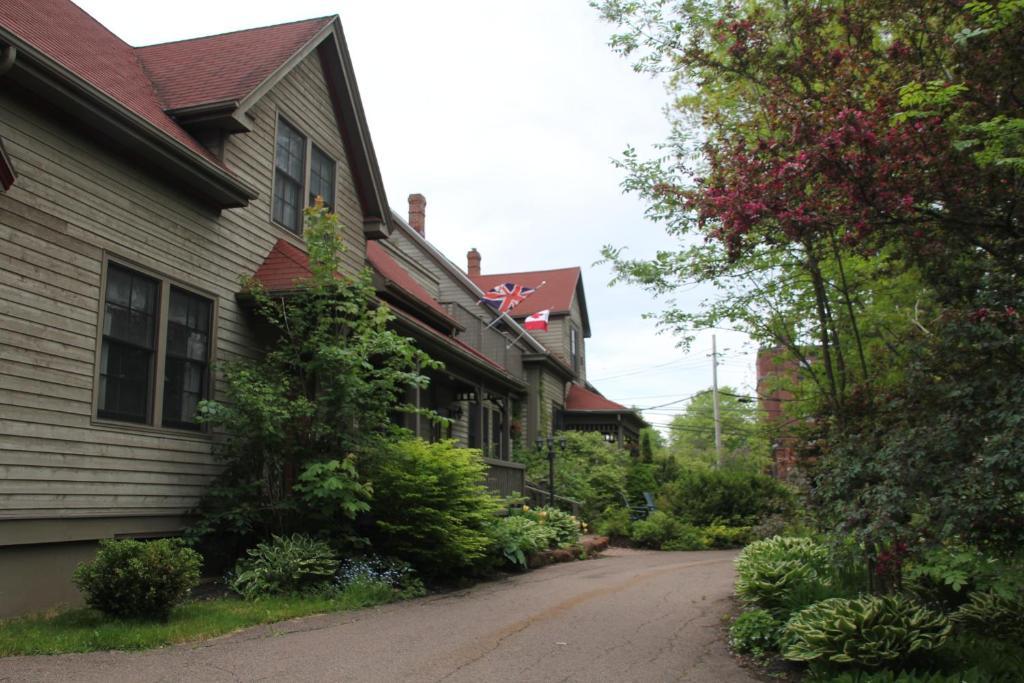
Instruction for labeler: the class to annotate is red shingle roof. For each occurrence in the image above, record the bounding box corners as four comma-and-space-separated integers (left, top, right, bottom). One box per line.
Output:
389, 306, 517, 381
565, 383, 630, 412
470, 267, 581, 318
135, 17, 332, 112
250, 239, 312, 291
366, 241, 458, 327
0, 0, 224, 168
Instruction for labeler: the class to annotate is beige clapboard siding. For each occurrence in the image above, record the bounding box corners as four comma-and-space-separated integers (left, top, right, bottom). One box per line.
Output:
0, 49, 369, 525
1, 358, 93, 389
0, 448, 221, 474
0, 432, 218, 464
233, 52, 367, 274
383, 231, 444, 298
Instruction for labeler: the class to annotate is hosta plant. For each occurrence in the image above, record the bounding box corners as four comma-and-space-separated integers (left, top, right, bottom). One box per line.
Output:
533, 507, 581, 547
735, 536, 830, 612
781, 594, 951, 668
230, 534, 338, 599
491, 516, 558, 568
951, 590, 1024, 640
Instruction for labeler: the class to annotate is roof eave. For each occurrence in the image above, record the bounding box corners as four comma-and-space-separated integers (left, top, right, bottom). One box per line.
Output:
522, 352, 575, 380
574, 273, 592, 338
376, 278, 464, 333
389, 312, 526, 392
0, 33, 258, 209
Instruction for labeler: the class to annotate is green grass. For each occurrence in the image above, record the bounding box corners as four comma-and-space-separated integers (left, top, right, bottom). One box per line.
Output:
0, 580, 397, 657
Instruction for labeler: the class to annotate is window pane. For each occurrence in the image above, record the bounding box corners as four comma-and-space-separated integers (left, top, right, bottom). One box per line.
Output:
163, 288, 212, 428
310, 145, 335, 210
105, 267, 131, 307
273, 118, 307, 232
99, 265, 156, 423
98, 340, 151, 423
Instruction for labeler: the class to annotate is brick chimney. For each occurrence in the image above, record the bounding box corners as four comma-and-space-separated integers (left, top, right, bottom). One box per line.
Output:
408, 193, 426, 236
467, 248, 481, 277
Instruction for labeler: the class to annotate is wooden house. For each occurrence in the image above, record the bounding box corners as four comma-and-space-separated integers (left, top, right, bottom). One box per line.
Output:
0, 0, 643, 617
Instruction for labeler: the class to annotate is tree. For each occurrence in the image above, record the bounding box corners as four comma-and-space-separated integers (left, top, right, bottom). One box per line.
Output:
593, 0, 1024, 554
667, 388, 768, 472
189, 202, 441, 547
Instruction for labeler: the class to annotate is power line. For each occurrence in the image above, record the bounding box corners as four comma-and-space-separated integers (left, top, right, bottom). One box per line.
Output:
588, 348, 711, 382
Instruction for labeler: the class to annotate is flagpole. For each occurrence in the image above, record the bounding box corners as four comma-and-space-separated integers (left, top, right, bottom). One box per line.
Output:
506, 326, 529, 349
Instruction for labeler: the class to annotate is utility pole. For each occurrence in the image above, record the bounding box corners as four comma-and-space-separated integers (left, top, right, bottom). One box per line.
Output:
712, 334, 723, 468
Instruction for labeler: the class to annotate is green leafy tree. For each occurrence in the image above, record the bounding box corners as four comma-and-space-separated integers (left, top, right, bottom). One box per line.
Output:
190, 203, 440, 547
593, 0, 1024, 558
518, 431, 631, 520
667, 388, 768, 472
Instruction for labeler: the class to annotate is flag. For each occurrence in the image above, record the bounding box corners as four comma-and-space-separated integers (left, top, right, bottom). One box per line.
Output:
523, 309, 550, 332
479, 282, 535, 314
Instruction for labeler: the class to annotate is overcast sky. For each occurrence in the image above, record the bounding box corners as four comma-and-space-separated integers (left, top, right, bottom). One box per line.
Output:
75, 0, 759, 432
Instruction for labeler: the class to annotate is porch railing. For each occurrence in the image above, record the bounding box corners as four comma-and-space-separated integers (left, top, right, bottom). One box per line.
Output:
482, 457, 526, 499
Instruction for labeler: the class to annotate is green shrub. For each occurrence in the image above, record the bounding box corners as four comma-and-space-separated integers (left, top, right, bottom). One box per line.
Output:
72, 538, 201, 620
629, 511, 708, 550
534, 507, 581, 547
659, 468, 795, 527
729, 608, 781, 659
781, 595, 951, 668
904, 542, 1024, 610
490, 516, 557, 568
735, 536, 830, 612
230, 534, 338, 599
951, 590, 1024, 640
516, 432, 630, 520
703, 524, 753, 549
661, 524, 708, 551
361, 438, 502, 577
595, 506, 632, 538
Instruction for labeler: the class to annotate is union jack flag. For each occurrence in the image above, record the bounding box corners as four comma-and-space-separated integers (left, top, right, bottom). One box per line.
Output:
479, 282, 536, 314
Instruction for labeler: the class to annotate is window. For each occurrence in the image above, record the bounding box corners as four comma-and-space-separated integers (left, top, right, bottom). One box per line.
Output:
570, 325, 579, 373
162, 288, 212, 430
273, 118, 306, 233
309, 144, 336, 211
98, 265, 158, 423
96, 262, 214, 431
272, 116, 338, 234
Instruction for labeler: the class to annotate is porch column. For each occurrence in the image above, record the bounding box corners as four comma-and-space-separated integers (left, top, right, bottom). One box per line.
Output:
474, 383, 485, 449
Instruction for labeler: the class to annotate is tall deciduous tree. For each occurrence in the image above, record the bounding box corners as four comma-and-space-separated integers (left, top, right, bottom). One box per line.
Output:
594, 0, 1024, 553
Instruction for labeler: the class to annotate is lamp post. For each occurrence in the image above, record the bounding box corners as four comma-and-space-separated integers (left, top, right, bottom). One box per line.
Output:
535, 435, 566, 508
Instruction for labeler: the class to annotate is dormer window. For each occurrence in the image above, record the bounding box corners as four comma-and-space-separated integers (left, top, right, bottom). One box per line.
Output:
272, 116, 338, 234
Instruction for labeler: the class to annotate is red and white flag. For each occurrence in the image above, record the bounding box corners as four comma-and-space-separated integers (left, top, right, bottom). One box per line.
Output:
523, 309, 550, 332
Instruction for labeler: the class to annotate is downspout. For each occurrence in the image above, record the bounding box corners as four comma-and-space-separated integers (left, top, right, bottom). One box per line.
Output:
0, 45, 16, 76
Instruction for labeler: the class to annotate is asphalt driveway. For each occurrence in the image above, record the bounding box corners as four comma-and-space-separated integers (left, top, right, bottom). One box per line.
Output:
0, 548, 758, 682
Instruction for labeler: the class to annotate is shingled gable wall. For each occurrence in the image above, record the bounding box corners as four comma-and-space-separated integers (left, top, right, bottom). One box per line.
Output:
0, 32, 371, 617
